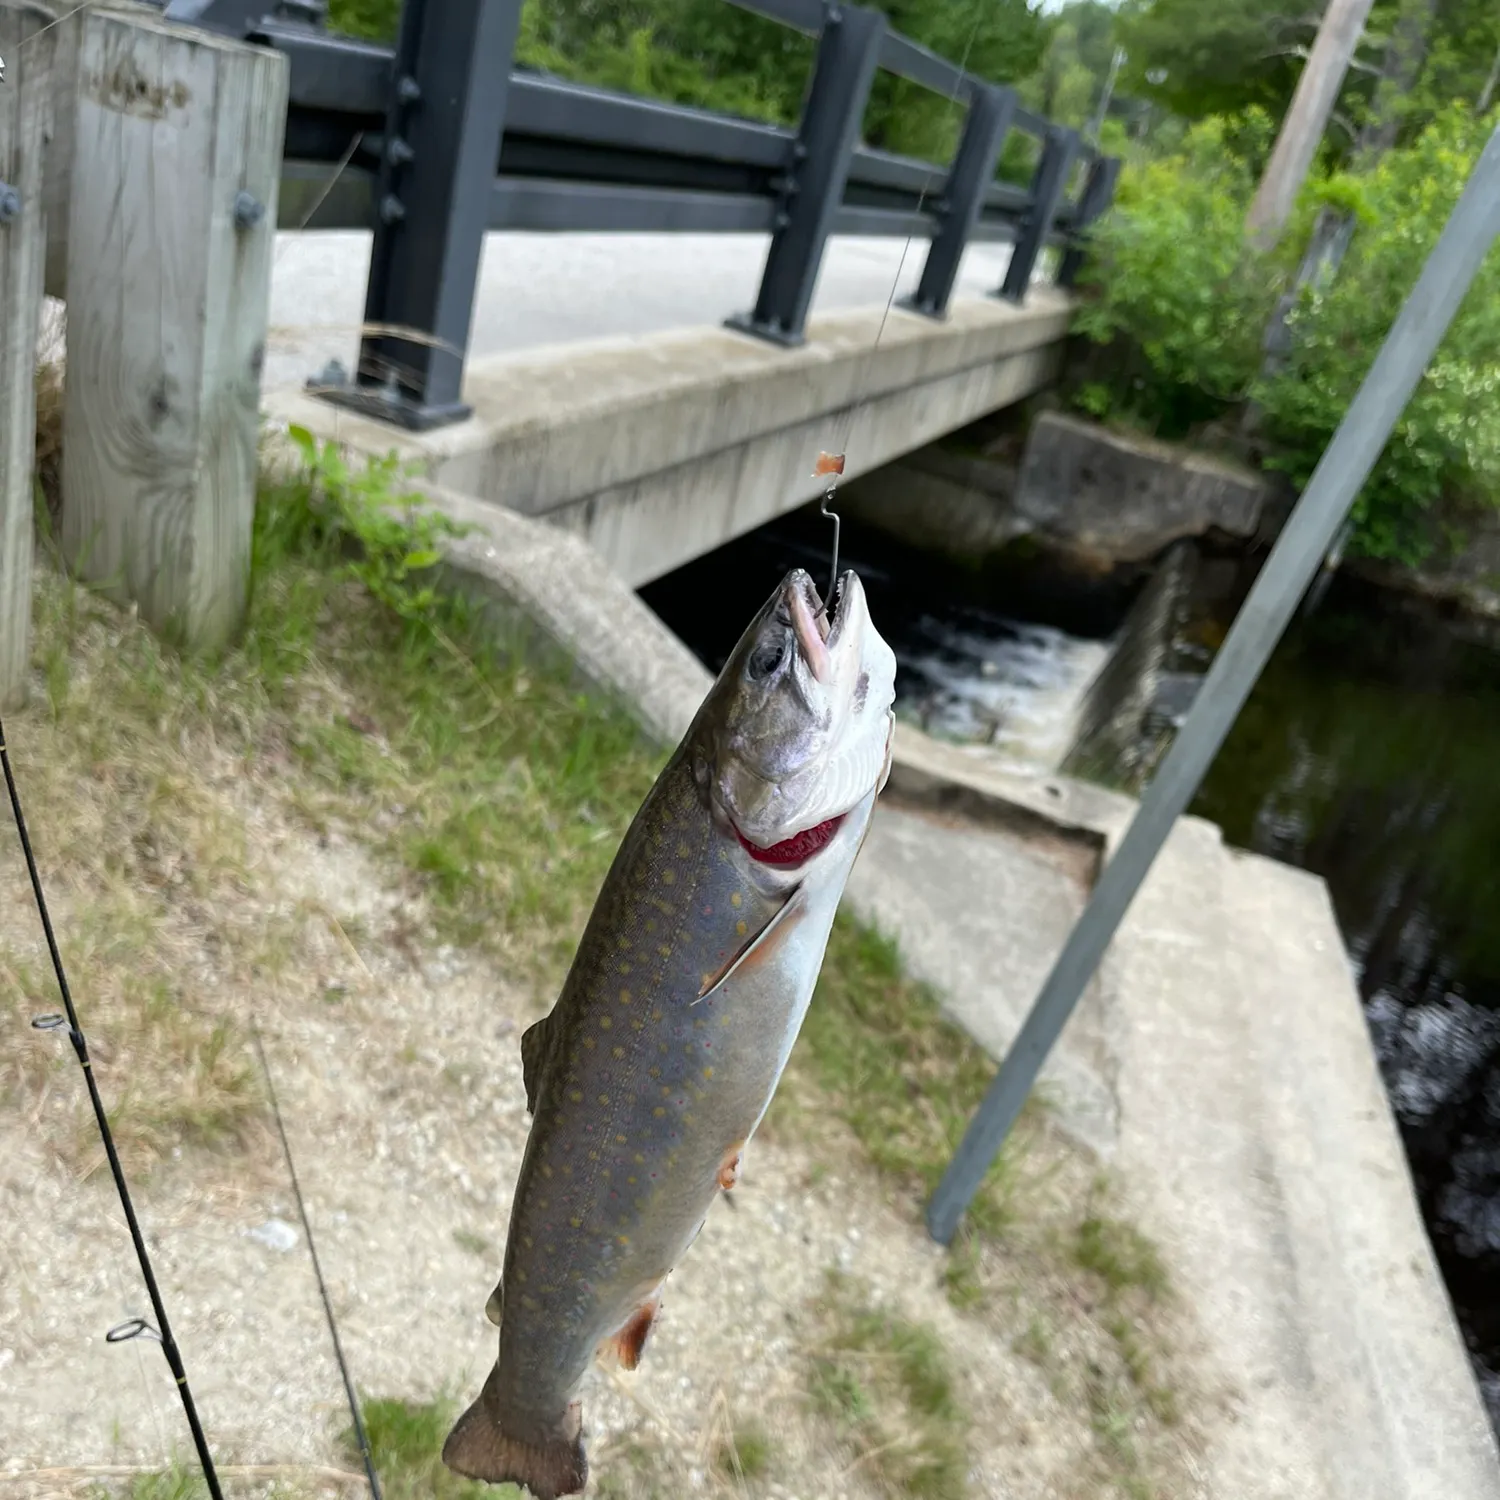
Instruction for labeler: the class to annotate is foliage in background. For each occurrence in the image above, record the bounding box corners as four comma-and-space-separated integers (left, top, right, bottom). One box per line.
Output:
327, 0, 1047, 161
1070, 103, 1500, 565
1069, 113, 1282, 437
1251, 106, 1500, 564
1116, 0, 1500, 157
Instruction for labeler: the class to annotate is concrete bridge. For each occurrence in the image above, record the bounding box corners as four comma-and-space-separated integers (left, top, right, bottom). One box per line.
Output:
265, 230, 1068, 585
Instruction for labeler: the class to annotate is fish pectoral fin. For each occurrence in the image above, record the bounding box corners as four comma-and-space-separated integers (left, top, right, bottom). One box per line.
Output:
695, 885, 806, 1003
520, 1013, 554, 1115
485, 1279, 503, 1327
597, 1296, 661, 1374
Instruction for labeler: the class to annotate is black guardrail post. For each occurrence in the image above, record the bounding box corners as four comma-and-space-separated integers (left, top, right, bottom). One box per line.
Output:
726, 1, 885, 347
316, 0, 521, 430
1057, 154, 1121, 287
998, 123, 1079, 304
901, 83, 1015, 320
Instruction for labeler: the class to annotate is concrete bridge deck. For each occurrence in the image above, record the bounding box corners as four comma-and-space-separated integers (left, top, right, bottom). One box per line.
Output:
265, 234, 1062, 585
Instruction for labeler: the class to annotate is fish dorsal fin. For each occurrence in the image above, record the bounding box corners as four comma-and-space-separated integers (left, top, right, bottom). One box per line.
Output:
520, 1014, 553, 1115
695, 885, 805, 1004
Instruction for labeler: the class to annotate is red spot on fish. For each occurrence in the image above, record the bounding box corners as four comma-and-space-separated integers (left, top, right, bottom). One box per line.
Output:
703, 905, 713, 916
737, 815, 845, 868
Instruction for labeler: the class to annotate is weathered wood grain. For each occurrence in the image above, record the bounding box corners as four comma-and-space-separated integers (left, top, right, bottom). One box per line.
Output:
0, 1, 54, 708
60, 9, 287, 651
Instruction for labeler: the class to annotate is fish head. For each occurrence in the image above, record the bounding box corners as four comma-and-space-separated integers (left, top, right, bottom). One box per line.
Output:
701, 567, 896, 871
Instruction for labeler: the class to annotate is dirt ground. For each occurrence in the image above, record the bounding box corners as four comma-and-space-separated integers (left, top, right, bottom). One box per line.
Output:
0, 569, 1216, 1500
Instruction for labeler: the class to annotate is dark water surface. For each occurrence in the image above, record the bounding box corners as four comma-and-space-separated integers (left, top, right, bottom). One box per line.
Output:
641, 507, 1500, 1432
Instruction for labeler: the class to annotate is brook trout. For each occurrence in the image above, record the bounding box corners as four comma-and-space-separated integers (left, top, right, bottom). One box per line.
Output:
442, 567, 896, 1498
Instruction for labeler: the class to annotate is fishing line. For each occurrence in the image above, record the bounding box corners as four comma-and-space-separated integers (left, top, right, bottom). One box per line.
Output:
250, 1020, 385, 1500
817, 4, 993, 598
0, 713, 227, 1500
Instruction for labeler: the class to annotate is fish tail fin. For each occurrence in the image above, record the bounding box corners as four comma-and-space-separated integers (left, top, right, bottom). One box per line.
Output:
442, 1367, 587, 1500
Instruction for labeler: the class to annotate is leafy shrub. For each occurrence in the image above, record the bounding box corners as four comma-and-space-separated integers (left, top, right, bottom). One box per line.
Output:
1068, 113, 1283, 437
1071, 105, 1500, 565
1253, 107, 1500, 565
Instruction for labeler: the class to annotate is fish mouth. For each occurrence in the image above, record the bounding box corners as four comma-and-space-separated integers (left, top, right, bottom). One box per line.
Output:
788, 570, 853, 682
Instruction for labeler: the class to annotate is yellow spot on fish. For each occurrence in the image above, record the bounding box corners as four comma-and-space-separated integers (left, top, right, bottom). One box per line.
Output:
654, 1107, 667, 1117
523, 1236, 534, 1248
570, 1090, 583, 1102
615, 1133, 628, 1144
516, 1270, 528, 1284
619, 989, 633, 1005
721, 1015, 732, 1027
634, 1152, 646, 1164
703, 1067, 714, 1080
598, 1094, 610, 1105
617, 1235, 630, 1247
652, 1008, 664, 1021
648, 1066, 661, 1079
583, 1036, 596, 1050
562, 1165, 573, 1177
677, 841, 691, 858
600, 1016, 613, 1031
736, 919, 748, 937
661, 1085, 672, 1096
541, 1167, 553, 1180
570, 1217, 582, 1229
617, 935, 631, 950
589, 1150, 600, 1161
619, 962, 632, 975
658, 944, 672, 958
613, 1046, 625, 1059
628, 1175, 638, 1185
632, 1019, 644, 1031
731, 892, 742, 908
522, 1294, 539, 1310
646, 919, 658, 936
683, 1112, 696, 1126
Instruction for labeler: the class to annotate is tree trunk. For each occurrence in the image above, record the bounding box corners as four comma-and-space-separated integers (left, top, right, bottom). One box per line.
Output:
1245, 0, 1378, 250
1478, 39, 1500, 115
1257, 0, 1436, 384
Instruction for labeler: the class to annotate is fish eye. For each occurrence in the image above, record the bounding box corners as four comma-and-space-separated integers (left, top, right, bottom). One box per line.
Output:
747, 633, 789, 682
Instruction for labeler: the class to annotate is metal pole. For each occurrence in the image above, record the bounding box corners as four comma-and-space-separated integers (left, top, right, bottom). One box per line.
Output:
927, 121, 1500, 1247
998, 123, 1079, 303
726, 2, 885, 347
902, 84, 1015, 321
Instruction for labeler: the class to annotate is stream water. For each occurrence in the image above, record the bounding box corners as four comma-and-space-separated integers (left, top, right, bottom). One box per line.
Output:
640, 503, 1500, 1434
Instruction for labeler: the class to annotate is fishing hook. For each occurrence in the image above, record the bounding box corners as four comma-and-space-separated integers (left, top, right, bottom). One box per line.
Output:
813, 453, 844, 614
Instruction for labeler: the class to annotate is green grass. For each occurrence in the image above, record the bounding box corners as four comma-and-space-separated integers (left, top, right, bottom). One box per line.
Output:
781, 917, 1040, 1241
91, 1465, 209, 1500
713, 1419, 775, 1482
806, 1272, 969, 1500
244, 457, 660, 982
347, 1395, 524, 1500
1075, 1212, 1170, 1299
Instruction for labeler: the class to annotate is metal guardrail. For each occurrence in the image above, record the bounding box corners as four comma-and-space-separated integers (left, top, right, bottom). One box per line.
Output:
159, 0, 1120, 430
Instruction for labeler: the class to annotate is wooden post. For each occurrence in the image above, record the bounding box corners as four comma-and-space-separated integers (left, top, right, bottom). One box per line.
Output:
40, 0, 157, 300
0, 2, 54, 708
60, 10, 287, 651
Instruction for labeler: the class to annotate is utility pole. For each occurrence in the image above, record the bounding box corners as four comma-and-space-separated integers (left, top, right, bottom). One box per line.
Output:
1245, 0, 1378, 250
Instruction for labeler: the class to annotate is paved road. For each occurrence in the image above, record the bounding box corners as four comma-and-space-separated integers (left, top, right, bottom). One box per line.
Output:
264, 230, 1019, 393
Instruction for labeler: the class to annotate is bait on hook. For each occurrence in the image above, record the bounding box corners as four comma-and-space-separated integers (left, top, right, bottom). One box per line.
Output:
813, 452, 844, 614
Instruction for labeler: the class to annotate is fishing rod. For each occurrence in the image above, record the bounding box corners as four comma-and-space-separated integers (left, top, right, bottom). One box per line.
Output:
2, 713, 226, 1500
